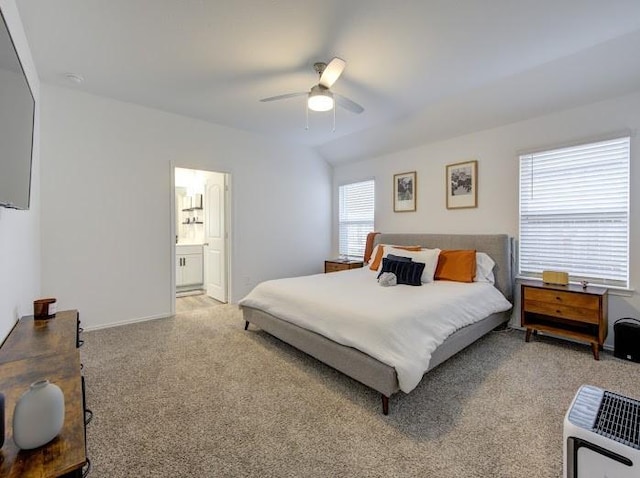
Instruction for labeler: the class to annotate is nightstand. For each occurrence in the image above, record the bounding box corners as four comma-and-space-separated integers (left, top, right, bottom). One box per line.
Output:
520, 279, 608, 360
324, 259, 364, 273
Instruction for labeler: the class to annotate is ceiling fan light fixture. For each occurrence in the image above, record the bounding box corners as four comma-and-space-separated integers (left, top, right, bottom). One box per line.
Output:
308, 86, 334, 112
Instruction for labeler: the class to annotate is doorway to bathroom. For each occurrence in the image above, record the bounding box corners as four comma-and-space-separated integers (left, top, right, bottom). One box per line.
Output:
173, 167, 230, 311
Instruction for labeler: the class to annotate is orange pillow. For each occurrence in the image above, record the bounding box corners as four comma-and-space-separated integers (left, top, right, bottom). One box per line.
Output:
369, 244, 423, 271
434, 250, 477, 282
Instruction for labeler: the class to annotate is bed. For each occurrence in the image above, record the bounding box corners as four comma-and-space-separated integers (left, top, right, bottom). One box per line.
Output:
240, 233, 513, 414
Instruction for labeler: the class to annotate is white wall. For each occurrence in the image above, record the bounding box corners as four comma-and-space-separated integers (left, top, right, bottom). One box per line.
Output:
334, 91, 640, 348
0, 0, 40, 342
40, 84, 331, 330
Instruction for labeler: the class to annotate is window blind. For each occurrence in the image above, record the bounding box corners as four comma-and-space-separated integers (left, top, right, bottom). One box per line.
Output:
519, 136, 630, 287
339, 180, 375, 259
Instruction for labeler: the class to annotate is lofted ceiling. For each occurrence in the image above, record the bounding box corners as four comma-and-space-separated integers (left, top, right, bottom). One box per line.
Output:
16, 0, 640, 164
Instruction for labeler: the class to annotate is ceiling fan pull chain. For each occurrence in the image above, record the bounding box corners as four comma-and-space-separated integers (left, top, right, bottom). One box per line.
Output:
333, 104, 336, 132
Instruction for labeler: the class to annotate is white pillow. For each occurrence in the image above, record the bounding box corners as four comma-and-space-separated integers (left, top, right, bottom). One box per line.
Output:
370, 245, 410, 270
475, 252, 495, 283
368, 243, 422, 269
383, 247, 441, 283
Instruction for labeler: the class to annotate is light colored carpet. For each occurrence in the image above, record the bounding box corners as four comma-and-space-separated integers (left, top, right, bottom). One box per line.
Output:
175, 294, 223, 313
81, 306, 640, 477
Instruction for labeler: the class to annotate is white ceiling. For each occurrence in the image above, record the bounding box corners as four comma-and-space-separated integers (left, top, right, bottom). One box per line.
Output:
16, 0, 640, 164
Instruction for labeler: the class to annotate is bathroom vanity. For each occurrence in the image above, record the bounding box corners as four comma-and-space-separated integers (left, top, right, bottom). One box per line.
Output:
176, 244, 203, 288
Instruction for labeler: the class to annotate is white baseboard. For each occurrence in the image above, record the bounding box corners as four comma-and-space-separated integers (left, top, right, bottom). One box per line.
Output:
176, 289, 204, 298
83, 313, 171, 332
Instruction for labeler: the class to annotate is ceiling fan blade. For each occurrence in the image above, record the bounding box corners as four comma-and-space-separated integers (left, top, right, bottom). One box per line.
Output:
259, 92, 307, 102
335, 94, 364, 114
319, 57, 346, 88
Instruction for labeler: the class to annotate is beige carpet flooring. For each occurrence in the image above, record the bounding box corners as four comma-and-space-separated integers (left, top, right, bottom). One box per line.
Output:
175, 294, 223, 313
81, 305, 640, 477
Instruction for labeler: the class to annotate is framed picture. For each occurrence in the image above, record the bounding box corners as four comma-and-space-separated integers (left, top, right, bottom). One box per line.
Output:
393, 171, 416, 212
446, 160, 477, 209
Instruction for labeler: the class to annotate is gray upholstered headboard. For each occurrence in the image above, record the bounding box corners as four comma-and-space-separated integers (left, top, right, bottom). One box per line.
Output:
374, 233, 513, 301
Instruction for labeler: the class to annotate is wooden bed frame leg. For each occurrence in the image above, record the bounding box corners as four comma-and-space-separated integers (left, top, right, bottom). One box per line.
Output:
381, 395, 389, 415
244, 321, 249, 331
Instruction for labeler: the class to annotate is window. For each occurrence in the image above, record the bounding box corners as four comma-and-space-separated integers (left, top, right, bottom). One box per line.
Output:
339, 180, 375, 259
519, 136, 630, 288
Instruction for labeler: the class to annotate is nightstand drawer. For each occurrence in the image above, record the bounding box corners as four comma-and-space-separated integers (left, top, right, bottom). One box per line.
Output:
324, 260, 364, 273
325, 263, 347, 273
524, 288, 600, 310
523, 300, 600, 324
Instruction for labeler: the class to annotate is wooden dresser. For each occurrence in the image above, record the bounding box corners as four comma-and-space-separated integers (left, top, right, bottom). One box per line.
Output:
0, 310, 88, 477
520, 280, 608, 360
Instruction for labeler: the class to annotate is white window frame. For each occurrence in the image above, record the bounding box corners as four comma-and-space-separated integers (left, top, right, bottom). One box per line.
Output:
518, 136, 630, 288
338, 179, 375, 260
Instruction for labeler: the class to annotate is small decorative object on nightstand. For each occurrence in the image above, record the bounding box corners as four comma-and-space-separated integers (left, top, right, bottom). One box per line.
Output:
520, 279, 608, 360
34, 297, 57, 320
324, 259, 364, 273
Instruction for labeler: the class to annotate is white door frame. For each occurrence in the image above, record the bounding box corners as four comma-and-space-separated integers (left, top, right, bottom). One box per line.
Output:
169, 162, 232, 315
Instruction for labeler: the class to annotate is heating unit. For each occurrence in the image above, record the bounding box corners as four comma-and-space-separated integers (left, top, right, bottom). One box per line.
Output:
564, 385, 640, 477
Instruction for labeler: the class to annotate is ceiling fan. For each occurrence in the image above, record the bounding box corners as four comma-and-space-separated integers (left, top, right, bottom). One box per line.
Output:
259, 57, 364, 115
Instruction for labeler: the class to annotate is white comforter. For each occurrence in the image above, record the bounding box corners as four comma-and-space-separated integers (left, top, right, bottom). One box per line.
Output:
239, 267, 512, 393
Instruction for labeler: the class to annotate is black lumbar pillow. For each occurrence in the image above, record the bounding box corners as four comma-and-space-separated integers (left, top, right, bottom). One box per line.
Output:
377, 258, 425, 286
386, 254, 412, 262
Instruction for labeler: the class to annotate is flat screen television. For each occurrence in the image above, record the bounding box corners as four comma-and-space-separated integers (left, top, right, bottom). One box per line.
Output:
0, 8, 35, 210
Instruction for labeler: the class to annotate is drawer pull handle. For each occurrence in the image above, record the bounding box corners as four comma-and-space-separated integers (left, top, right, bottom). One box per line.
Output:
556, 310, 562, 314
555, 296, 562, 301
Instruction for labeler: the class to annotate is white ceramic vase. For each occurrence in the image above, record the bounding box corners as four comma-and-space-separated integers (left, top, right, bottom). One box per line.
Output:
13, 380, 65, 450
